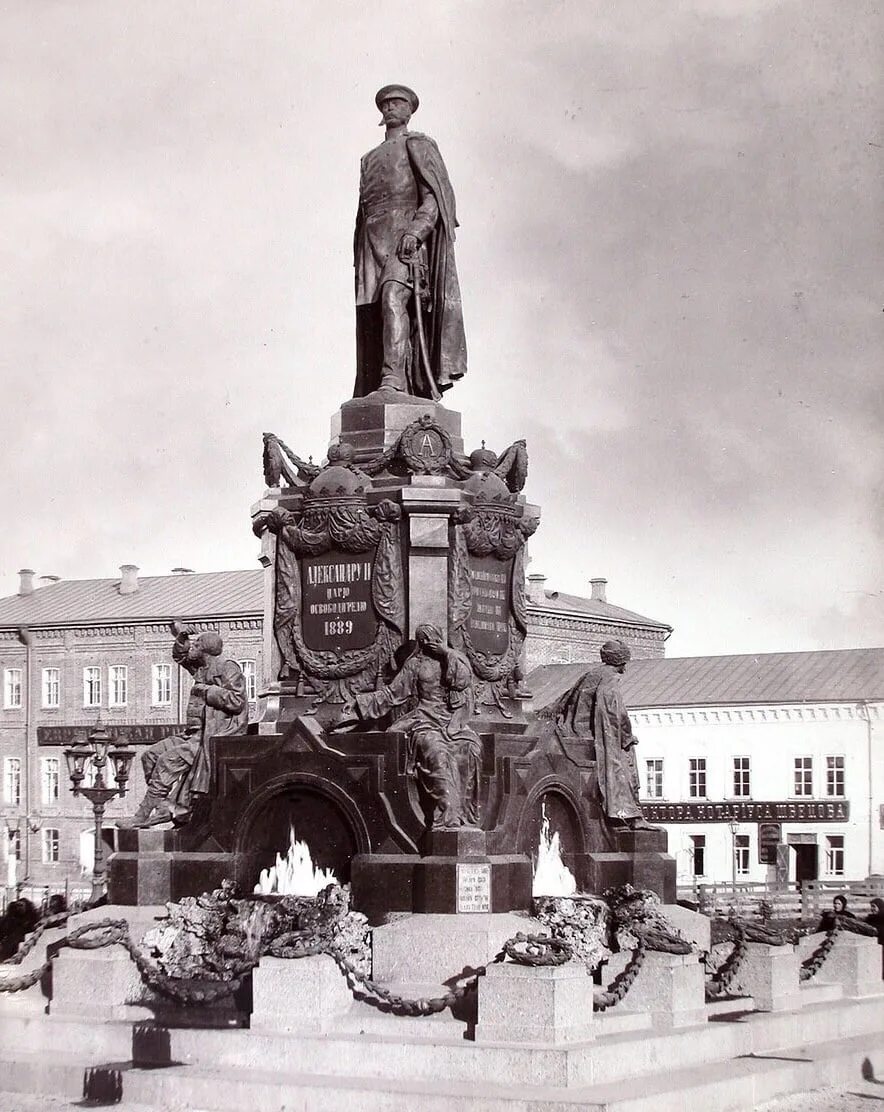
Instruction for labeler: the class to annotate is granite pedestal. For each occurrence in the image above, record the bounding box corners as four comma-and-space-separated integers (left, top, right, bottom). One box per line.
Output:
251, 954, 352, 1033
731, 942, 802, 1012
476, 959, 596, 1044
620, 948, 706, 1028
822, 932, 883, 997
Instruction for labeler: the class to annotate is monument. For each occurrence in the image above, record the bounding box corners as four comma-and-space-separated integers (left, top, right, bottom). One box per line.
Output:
107, 85, 676, 936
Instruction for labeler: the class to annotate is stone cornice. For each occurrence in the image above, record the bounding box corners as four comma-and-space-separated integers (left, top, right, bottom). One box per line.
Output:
527, 617, 664, 638
631, 701, 884, 726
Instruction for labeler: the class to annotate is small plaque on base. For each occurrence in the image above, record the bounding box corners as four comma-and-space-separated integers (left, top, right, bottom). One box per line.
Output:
456, 862, 491, 913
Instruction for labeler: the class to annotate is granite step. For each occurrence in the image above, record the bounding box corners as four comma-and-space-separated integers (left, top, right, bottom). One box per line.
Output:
2, 993, 883, 1095
1, 1029, 881, 1112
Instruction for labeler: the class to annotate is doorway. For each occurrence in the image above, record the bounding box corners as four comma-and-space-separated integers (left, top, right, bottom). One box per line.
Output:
792, 843, 819, 887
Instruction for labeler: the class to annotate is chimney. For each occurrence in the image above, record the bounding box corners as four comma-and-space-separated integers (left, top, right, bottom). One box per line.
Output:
18, 569, 35, 596
171, 567, 195, 575
39, 575, 61, 587
590, 577, 608, 603
526, 573, 547, 605
119, 564, 139, 595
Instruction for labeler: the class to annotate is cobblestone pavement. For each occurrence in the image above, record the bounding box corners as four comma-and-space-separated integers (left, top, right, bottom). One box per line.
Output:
759, 1082, 884, 1110
0, 1096, 209, 1112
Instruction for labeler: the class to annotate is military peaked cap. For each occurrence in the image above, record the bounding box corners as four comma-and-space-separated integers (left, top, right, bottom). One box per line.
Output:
375, 84, 419, 113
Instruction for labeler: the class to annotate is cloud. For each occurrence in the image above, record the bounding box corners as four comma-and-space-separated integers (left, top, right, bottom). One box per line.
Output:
0, 0, 880, 657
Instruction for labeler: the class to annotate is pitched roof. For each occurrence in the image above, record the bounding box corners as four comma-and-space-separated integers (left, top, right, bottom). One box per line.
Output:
0, 570, 264, 628
528, 647, 884, 711
529, 589, 671, 631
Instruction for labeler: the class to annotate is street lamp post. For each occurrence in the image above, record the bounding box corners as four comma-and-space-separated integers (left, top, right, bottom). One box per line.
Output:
728, 819, 739, 898
64, 721, 135, 905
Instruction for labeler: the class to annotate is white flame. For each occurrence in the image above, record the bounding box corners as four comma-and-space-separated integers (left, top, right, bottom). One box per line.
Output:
253, 825, 339, 897
532, 802, 577, 897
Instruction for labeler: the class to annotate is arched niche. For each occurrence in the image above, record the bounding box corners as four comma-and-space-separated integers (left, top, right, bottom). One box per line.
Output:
234, 774, 370, 891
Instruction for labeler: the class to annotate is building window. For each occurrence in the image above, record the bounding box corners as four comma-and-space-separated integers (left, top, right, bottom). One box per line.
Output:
3, 668, 22, 709
3, 757, 21, 805
108, 665, 128, 707
6, 828, 21, 861
690, 834, 706, 877
734, 834, 751, 876
733, 757, 751, 798
83, 667, 102, 707
825, 835, 845, 876
826, 756, 845, 797
42, 667, 60, 708
41, 757, 60, 805
240, 660, 257, 702
152, 663, 172, 706
793, 757, 813, 797
645, 759, 664, 799
42, 828, 60, 864
689, 758, 707, 798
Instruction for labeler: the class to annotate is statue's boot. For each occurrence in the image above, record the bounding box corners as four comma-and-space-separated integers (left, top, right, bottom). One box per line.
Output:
116, 790, 164, 829
143, 801, 177, 827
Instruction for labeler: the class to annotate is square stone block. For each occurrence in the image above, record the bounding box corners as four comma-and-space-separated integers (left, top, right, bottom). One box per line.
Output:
424, 827, 488, 858
371, 912, 542, 986
822, 933, 883, 998
620, 948, 706, 1028
409, 514, 450, 549
251, 954, 352, 1033
476, 960, 595, 1044
731, 942, 801, 1012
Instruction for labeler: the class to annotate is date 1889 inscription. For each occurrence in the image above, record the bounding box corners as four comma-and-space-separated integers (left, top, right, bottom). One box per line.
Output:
468, 554, 511, 655
301, 551, 378, 652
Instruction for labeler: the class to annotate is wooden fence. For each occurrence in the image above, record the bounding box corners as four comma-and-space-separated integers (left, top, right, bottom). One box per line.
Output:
679, 878, 884, 921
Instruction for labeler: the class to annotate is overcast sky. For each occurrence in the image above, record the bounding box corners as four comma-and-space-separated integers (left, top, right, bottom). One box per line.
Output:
1, 0, 881, 656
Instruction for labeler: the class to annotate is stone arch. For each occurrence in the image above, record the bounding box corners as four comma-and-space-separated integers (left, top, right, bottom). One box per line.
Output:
234, 773, 371, 891
516, 776, 590, 861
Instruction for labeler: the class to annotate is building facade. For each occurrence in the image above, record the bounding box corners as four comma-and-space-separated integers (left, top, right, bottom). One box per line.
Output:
0, 568, 263, 896
525, 574, 670, 666
529, 649, 884, 890
1, 565, 666, 897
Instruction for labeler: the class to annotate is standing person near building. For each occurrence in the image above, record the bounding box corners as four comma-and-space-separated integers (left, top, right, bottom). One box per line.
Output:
118, 624, 248, 828
818, 893, 856, 930
866, 897, 884, 976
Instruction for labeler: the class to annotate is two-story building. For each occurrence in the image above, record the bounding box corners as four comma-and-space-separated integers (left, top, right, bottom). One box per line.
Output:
529, 648, 884, 889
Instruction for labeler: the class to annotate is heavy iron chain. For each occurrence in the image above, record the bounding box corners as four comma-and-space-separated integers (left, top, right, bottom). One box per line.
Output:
0, 917, 575, 1015
800, 915, 841, 982
1, 912, 69, 967
593, 939, 646, 1012
704, 922, 749, 1000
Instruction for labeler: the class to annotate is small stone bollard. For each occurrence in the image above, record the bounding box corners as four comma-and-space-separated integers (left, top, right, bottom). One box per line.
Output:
251, 954, 353, 1033
821, 933, 882, 998
620, 949, 706, 1028
475, 959, 595, 1044
730, 942, 801, 1012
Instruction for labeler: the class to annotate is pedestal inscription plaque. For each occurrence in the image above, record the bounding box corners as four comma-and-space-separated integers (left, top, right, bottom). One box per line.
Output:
301, 552, 377, 651
468, 554, 511, 655
456, 862, 492, 913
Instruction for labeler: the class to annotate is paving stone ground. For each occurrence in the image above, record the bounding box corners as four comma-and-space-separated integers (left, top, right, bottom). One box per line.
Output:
0, 1082, 881, 1111
759, 1082, 884, 1110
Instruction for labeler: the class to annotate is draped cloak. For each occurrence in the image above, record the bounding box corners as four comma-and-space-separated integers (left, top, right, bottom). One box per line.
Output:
353, 132, 467, 398
550, 664, 643, 822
